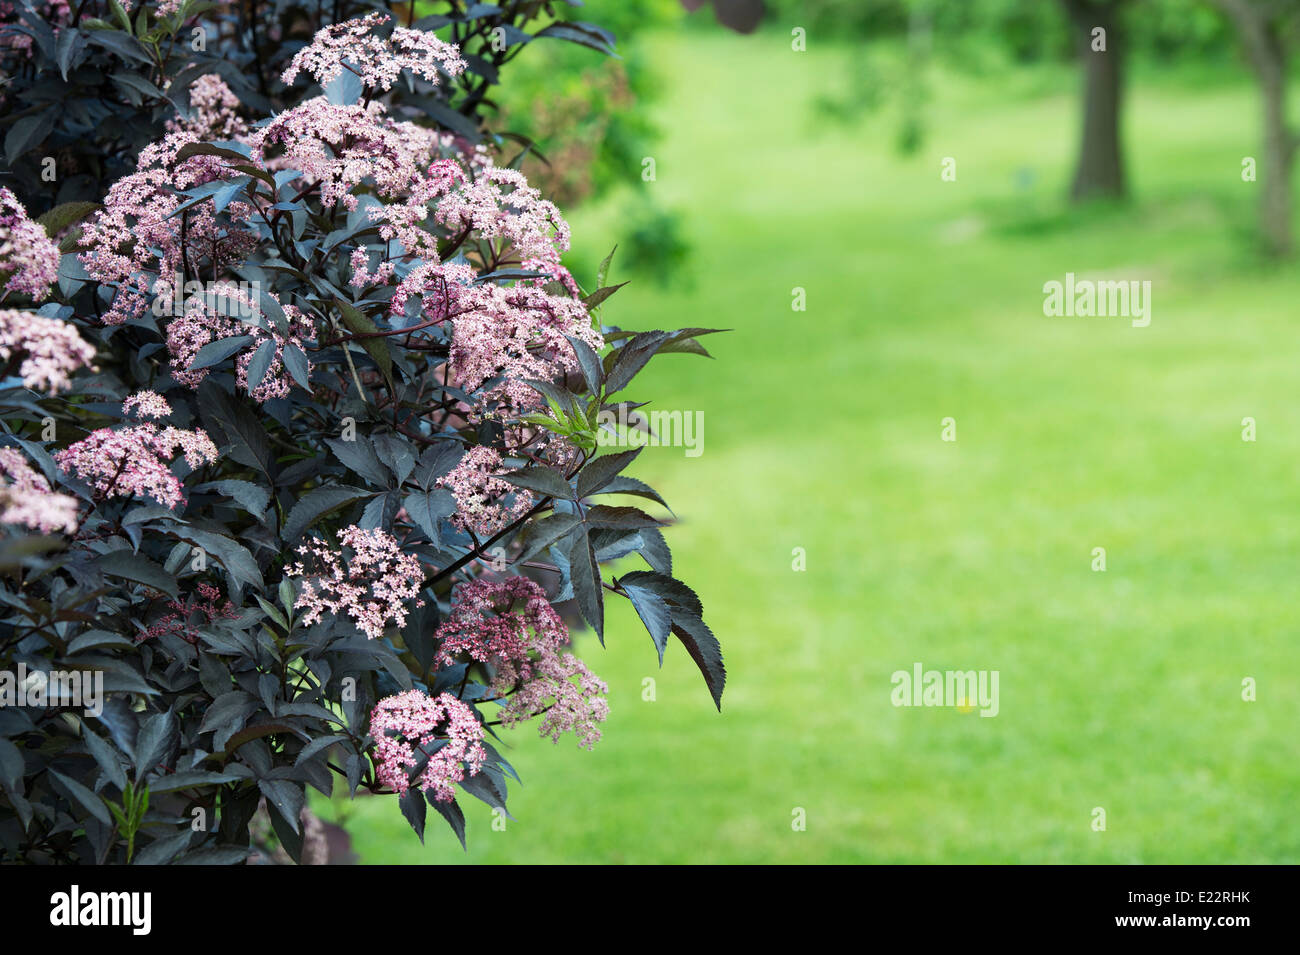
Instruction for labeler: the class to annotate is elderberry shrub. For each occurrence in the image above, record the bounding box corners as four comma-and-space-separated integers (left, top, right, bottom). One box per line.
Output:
0, 8, 721, 864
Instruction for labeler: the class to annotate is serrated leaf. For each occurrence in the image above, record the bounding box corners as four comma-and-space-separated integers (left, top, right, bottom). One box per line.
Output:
430, 795, 467, 850
617, 570, 702, 616
582, 281, 628, 310
174, 141, 249, 164
81, 729, 128, 790
198, 690, 258, 741
145, 769, 242, 794
325, 435, 391, 488
258, 779, 304, 834
400, 787, 427, 842
244, 338, 277, 392
134, 709, 176, 777
294, 735, 348, 767
566, 334, 604, 394
670, 611, 725, 710
190, 335, 253, 371
254, 595, 289, 630
132, 829, 193, 865
458, 770, 509, 814
282, 342, 311, 391
84, 29, 152, 64
584, 504, 662, 530
575, 448, 641, 499
372, 432, 416, 486
404, 487, 455, 542
596, 245, 617, 289
516, 511, 582, 564
5, 112, 55, 166
604, 331, 668, 395
48, 770, 112, 826
413, 442, 464, 490
156, 526, 263, 592
637, 526, 673, 575
198, 380, 273, 480
35, 201, 100, 239
567, 524, 604, 643
621, 582, 672, 665
195, 479, 270, 522
500, 466, 573, 501
282, 485, 368, 542
98, 550, 177, 598
535, 21, 618, 56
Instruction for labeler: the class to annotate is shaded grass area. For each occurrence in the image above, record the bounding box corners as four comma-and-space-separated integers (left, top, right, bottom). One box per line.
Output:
326, 32, 1300, 863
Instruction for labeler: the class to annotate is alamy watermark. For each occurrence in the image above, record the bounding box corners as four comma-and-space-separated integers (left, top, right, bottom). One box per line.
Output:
0, 663, 104, 717
1042, 272, 1152, 327
596, 405, 704, 457
50, 885, 151, 935
890, 662, 999, 717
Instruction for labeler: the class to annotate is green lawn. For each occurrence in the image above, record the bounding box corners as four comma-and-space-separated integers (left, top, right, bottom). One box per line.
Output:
326, 31, 1300, 863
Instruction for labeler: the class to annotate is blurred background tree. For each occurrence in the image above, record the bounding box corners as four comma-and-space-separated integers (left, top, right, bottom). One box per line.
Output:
1058, 0, 1132, 201
1213, 0, 1300, 257
751, 0, 1295, 254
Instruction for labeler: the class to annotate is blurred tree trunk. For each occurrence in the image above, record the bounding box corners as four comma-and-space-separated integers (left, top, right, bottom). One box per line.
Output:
1215, 0, 1296, 258
1061, 0, 1128, 201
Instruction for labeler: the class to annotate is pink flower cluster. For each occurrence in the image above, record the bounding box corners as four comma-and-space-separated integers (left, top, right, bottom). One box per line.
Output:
79, 80, 257, 326
166, 285, 313, 402
435, 165, 573, 274
287, 525, 425, 640
54, 418, 219, 509
281, 13, 466, 92
446, 278, 597, 412
0, 447, 78, 534
505, 651, 610, 749
259, 20, 596, 418
436, 446, 533, 537
369, 689, 485, 800
0, 308, 96, 393
167, 74, 249, 142
77, 17, 598, 421
139, 582, 237, 644
0, 187, 58, 301
251, 98, 442, 212
369, 159, 599, 414
438, 576, 609, 748
78, 157, 183, 325
122, 390, 172, 420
